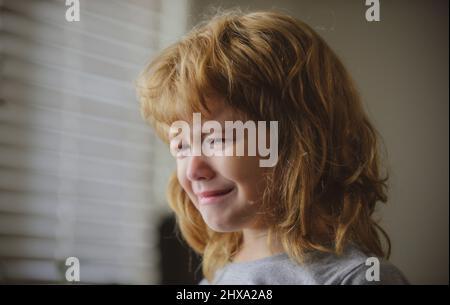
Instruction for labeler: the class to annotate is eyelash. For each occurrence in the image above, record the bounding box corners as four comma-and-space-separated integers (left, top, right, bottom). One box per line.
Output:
176, 141, 190, 151
207, 137, 226, 145
173, 138, 227, 156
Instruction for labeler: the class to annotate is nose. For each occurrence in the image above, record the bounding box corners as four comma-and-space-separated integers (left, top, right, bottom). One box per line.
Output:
186, 155, 215, 182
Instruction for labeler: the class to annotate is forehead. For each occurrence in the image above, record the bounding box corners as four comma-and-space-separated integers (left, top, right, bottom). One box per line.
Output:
168, 97, 247, 139
179, 96, 243, 124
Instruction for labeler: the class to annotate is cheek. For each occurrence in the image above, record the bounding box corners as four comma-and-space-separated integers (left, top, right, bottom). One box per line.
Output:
176, 160, 193, 196
213, 155, 266, 200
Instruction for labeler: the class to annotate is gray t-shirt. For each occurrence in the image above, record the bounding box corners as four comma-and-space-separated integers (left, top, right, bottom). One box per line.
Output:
199, 246, 409, 285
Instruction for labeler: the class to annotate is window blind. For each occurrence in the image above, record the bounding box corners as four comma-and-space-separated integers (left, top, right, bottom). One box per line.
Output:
0, 0, 184, 284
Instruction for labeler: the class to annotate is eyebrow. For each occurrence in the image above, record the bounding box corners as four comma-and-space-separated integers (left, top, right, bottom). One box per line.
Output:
169, 126, 226, 143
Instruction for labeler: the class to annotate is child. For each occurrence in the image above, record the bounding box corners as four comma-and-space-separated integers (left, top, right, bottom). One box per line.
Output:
137, 10, 409, 285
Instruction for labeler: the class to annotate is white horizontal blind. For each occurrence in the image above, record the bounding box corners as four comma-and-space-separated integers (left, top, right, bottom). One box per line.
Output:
0, 0, 183, 283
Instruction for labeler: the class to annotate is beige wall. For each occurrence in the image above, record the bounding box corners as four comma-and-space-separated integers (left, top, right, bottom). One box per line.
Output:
188, 0, 449, 284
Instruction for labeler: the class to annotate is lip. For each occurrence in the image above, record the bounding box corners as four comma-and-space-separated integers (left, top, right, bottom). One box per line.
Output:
196, 187, 235, 205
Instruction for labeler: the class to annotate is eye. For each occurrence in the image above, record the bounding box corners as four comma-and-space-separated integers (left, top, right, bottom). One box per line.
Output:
179, 141, 191, 151
172, 140, 190, 158
207, 138, 226, 145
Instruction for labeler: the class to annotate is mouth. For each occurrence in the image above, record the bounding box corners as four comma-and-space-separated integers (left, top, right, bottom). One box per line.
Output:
196, 187, 235, 205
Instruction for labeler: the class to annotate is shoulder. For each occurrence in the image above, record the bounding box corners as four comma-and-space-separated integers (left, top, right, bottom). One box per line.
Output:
197, 246, 409, 285
310, 245, 409, 285
339, 258, 410, 285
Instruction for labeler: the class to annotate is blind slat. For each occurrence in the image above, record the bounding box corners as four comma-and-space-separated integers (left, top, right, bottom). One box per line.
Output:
1, 78, 143, 116
3, 56, 136, 103
0, 123, 154, 164
4, 0, 161, 49
1, 12, 154, 65
0, 102, 152, 146
0, 238, 155, 266
0, 168, 154, 200
1, 32, 140, 83
0, 191, 160, 213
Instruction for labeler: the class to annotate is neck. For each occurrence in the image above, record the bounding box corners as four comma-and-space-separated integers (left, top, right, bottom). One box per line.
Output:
232, 226, 285, 263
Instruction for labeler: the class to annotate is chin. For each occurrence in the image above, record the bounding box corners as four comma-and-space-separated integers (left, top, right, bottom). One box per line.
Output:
204, 218, 240, 233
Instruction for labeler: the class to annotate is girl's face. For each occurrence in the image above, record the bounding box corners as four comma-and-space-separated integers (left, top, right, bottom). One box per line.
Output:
173, 99, 269, 232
